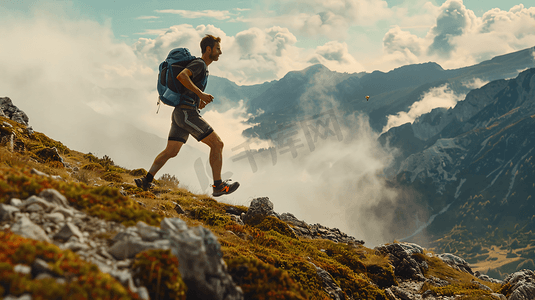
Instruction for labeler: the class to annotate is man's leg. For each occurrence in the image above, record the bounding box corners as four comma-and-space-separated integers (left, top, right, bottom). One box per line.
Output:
201, 131, 239, 196
200, 131, 223, 182
148, 140, 184, 177
135, 140, 183, 190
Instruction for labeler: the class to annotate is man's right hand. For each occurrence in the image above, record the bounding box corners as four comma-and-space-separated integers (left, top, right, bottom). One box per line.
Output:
198, 92, 214, 109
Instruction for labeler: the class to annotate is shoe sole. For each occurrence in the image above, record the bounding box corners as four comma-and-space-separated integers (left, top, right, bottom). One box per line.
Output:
213, 182, 240, 197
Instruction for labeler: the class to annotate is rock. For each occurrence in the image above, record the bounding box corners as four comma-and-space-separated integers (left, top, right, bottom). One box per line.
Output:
39, 189, 70, 208
311, 262, 345, 300
471, 279, 493, 292
10, 198, 22, 206
45, 212, 65, 223
50, 206, 75, 218
0, 97, 30, 126
242, 197, 278, 225
162, 217, 243, 300
13, 264, 32, 275
22, 195, 56, 212
475, 271, 503, 284
389, 286, 415, 300
174, 202, 186, 214
31, 258, 55, 278
375, 243, 427, 281
34, 147, 64, 164
136, 286, 150, 300
108, 238, 161, 260
502, 269, 535, 300
491, 293, 507, 300
280, 212, 308, 228
26, 203, 44, 213
11, 215, 51, 242
0, 203, 20, 221
437, 253, 473, 275
30, 168, 50, 177
136, 221, 161, 242
3, 294, 32, 300
54, 223, 85, 243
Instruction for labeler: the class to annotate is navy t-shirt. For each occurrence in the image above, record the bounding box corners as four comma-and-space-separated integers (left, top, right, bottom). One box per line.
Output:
173, 58, 208, 107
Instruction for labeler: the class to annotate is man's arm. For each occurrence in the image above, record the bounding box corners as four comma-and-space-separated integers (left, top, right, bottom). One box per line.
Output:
177, 68, 213, 108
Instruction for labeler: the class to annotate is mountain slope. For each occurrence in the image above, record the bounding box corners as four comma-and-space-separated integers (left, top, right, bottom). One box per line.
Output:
1, 98, 530, 299
382, 68, 535, 278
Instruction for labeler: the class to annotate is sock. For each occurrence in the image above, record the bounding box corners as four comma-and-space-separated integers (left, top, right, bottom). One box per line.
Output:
214, 179, 222, 187
146, 172, 154, 182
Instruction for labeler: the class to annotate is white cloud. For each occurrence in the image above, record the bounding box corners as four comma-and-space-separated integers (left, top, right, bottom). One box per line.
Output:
461, 78, 489, 89
156, 9, 233, 21
382, 84, 465, 133
136, 16, 159, 20
309, 41, 365, 73
133, 24, 314, 85
246, 0, 392, 39
374, 1, 535, 72
0, 10, 172, 158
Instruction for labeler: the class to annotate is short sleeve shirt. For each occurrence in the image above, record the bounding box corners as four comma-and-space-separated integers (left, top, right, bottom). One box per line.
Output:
179, 58, 208, 107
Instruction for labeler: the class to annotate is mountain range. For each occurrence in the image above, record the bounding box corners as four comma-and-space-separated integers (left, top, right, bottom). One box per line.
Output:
204, 46, 535, 278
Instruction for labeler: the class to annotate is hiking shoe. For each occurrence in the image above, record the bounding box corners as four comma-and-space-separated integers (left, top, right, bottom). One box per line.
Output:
134, 177, 153, 191
212, 180, 240, 197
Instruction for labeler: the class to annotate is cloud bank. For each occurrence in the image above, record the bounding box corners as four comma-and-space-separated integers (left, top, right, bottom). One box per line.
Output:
378, 1, 535, 71
382, 84, 465, 133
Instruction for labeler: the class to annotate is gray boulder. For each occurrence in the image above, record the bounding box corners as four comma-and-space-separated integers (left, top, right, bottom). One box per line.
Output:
502, 269, 535, 300
437, 253, 473, 275
311, 262, 345, 300
11, 215, 51, 242
109, 238, 162, 260
0, 97, 29, 126
54, 223, 85, 244
162, 217, 243, 300
242, 197, 279, 225
375, 243, 427, 281
0, 203, 20, 221
39, 189, 70, 208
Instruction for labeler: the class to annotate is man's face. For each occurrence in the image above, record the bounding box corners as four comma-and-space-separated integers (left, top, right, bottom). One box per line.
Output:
209, 42, 222, 61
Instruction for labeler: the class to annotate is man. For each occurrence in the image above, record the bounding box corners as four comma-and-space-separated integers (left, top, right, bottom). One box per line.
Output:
135, 35, 239, 197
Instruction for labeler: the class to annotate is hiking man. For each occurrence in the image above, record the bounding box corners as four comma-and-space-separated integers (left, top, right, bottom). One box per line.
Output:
135, 35, 239, 197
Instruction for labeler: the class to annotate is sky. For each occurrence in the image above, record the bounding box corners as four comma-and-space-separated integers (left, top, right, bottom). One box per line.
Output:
1, 0, 535, 246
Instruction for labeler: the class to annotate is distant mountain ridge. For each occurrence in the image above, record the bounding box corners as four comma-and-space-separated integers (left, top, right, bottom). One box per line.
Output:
380, 68, 535, 278
205, 46, 535, 138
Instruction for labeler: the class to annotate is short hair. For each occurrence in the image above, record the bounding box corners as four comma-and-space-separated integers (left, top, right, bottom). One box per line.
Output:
200, 34, 221, 54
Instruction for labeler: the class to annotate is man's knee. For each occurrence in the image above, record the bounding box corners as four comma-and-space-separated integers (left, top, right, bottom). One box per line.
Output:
165, 141, 183, 157
203, 132, 224, 150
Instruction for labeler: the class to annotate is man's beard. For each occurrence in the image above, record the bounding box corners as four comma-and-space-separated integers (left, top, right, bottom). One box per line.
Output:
210, 53, 219, 61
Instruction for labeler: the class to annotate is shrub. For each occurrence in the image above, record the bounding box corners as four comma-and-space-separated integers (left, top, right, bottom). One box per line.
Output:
81, 163, 104, 172
158, 173, 180, 189
254, 216, 298, 239
101, 172, 123, 183
129, 168, 147, 177
227, 256, 309, 300
0, 231, 139, 300
0, 166, 161, 227
190, 207, 233, 227
132, 249, 187, 300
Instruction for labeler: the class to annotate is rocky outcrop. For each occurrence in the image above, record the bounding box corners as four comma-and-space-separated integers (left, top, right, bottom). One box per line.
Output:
242, 197, 280, 224
0, 182, 243, 300
375, 243, 428, 281
502, 270, 535, 300
0, 97, 30, 126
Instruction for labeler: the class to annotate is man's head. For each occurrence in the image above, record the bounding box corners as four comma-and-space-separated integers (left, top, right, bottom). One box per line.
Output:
201, 35, 222, 62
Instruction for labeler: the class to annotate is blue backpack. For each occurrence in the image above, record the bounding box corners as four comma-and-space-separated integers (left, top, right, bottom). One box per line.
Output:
156, 48, 207, 112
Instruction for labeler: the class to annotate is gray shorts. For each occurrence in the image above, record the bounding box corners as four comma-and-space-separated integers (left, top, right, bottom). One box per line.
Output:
168, 107, 214, 143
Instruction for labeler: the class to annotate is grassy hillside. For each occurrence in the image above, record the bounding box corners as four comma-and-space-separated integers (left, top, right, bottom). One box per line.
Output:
0, 115, 513, 299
